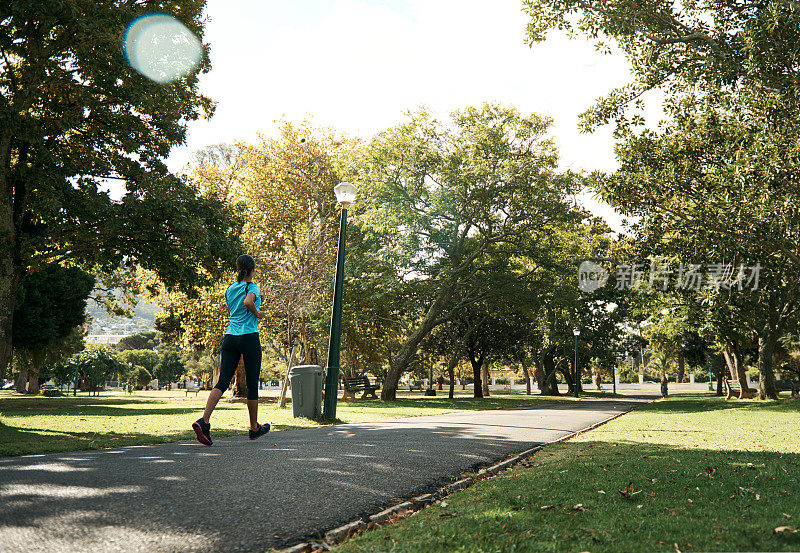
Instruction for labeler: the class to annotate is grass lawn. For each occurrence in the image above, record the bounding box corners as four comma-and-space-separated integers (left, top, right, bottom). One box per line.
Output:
333, 393, 800, 553
0, 388, 567, 457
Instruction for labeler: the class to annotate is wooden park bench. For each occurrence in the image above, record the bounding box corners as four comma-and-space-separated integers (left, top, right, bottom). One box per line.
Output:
185, 385, 200, 397
775, 380, 800, 398
725, 379, 755, 400
341, 375, 379, 400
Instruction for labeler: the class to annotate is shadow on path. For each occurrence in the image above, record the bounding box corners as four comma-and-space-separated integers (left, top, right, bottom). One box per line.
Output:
0, 399, 643, 553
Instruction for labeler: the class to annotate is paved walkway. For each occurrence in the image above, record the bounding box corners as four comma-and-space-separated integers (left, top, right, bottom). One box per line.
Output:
0, 396, 654, 553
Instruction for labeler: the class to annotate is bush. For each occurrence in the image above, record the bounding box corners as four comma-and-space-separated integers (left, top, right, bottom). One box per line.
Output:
495, 378, 510, 385
42, 389, 64, 397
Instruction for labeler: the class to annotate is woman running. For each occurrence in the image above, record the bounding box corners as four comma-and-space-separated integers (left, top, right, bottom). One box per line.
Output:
193, 254, 270, 445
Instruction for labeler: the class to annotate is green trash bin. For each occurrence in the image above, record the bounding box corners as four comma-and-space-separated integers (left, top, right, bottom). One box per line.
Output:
289, 365, 323, 419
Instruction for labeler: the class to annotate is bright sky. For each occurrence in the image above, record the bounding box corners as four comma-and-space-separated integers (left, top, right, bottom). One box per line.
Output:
165, 0, 649, 231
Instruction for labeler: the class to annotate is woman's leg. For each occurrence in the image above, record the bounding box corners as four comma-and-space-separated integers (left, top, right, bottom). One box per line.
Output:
202, 389, 224, 423
204, 337, 239, 422
241, 333, 263, 431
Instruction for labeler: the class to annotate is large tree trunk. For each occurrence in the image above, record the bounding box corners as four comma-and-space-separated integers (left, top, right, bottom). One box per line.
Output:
481, 363, 490, 397
0, 132, 26, 386
533, 361, 546, 391
560, 366, 575, 393
470, 351, 485, 398
381, 284, 456, 401
677, 351, 685, 383
538, 347, 560, 396
758, 320, 779, 400
521, 364, 532, 395
723, 341, 751, 391
15, 365, 27, 393
211, 353, 221, 388
446, 350, 458, 399
27, 367, 40, 394
234, 357, 247, 397
0, 254, 20, 384
713, 353, 725, 396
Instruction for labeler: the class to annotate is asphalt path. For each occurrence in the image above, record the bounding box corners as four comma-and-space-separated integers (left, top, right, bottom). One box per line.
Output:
0, 396, 654, 553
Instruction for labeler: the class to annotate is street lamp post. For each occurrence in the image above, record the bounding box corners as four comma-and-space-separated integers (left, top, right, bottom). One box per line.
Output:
573, 329, 580, 398
322, 182, 357, 421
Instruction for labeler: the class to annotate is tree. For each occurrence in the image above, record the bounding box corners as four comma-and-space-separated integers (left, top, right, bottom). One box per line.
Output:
156, 123, 352, 405
130, 365, 152, 389
0, 1, 244, 377
522, 0, 800, 132
525, 0, 800, 399
68, 347, 124, 395
12, 266, 94, 392
237, 123, 350, 406
119, 349, 160, 375
354, 103, 580, 400
116, 332, 159, 351
155, 279, 229, 385
51, 361, 74, 390
154, 350, 185, 390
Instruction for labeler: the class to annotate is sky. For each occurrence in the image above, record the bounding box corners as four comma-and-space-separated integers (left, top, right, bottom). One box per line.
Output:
162, 0, 656, 231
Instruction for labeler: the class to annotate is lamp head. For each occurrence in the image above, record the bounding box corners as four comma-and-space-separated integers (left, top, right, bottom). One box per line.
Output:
573, 329, 581, 336
334, 181, 357, 208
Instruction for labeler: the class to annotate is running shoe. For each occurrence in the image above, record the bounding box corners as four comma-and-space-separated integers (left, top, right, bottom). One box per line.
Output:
249, 423, 270, 440
192, 418, 212, 446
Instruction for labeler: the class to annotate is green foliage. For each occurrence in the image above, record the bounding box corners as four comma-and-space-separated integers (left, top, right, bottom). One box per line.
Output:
13, 267, 94, 351
50, 362, 74, 388
130, 365, 152, 388
154, 350, 186, 386
68, 347, 124, 393
116, 332, 159, 351
1, 0, 244, 284
352, 103, 583, 397
42, 389, 64, 397
119, 349, 160, 374
0, 0, 245, 378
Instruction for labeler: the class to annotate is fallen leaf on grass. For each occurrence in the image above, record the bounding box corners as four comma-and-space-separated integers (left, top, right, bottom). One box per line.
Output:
774, 526, 798, 535
598, 490, 606, 494
572, 504, 585, 511
674, 542, 682, 553
439, 513, 457, 518
540, 505, 556, 510
783, 513, 793, 519
440, 502, 448, 508
619, 481, 642, 499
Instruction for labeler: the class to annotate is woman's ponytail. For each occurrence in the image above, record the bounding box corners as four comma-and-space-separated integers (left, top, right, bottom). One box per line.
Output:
235, 254, 255, 282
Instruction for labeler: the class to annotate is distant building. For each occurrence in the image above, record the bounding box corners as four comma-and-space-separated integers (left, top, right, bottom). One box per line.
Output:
86, 334, 126, 345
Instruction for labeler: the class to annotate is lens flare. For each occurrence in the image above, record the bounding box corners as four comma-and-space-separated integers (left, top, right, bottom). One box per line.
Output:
123, 14, 202, 84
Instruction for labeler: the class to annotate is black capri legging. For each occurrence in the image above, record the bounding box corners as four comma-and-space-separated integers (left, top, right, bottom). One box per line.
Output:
215, 333, 261, 400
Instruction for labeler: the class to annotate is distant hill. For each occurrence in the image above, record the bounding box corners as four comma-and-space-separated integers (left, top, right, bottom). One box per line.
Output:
86, 292, 162, 338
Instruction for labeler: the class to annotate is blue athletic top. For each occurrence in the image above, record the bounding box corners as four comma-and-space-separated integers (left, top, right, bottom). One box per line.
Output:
225, 281, 261, 335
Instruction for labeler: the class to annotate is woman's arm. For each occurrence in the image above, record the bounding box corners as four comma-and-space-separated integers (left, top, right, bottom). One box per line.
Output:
243, 293, 265, 319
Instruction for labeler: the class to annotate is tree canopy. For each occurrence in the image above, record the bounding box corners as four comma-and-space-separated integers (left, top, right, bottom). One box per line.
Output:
0, 0, 243, 377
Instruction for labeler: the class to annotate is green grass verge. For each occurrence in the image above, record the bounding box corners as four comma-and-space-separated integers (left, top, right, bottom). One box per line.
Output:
333, 394, 800, 553
0, 389, 564, 457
